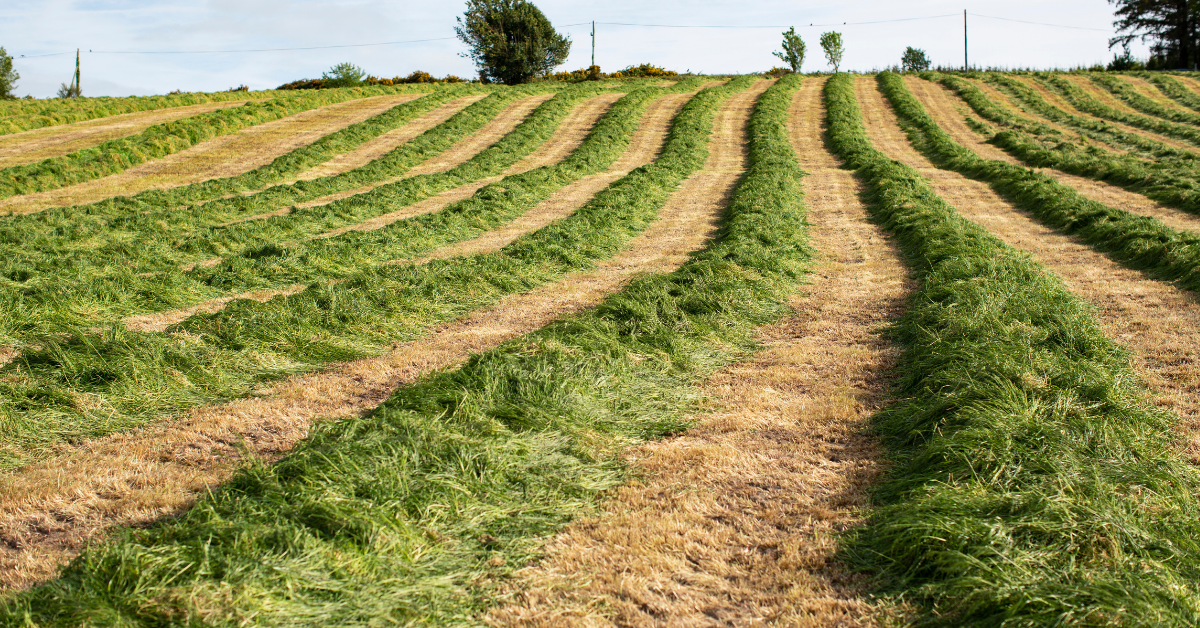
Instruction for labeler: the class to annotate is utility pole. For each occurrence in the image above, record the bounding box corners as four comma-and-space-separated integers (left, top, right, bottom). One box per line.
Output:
591, 20, 595, 68
74, 49, 80, 95
963, 10, 968, 71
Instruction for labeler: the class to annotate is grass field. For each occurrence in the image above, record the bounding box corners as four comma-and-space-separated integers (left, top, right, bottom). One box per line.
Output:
2, 70, 1200, 626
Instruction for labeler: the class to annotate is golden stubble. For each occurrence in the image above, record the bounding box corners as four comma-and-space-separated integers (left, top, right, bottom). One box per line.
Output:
0, 100, 251, 168
0, 94, 421, 214
855, 75, 1200, 467
905, 76, 1200, 234
0, 83, 756, 591
486, 77, 909, 628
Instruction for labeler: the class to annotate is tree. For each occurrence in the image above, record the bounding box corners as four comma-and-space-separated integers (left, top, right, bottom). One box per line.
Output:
0, 47, 17, 99
901, 46, 931, 72
455, 0, 570, 84
1110, 0, 1198, 69
820, 31, 844, 73
773, 27, 806, 73
322, 62, 365, 88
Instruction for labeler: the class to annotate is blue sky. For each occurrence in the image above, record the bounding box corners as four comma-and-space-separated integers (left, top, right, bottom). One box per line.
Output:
3, 1, 1141, 98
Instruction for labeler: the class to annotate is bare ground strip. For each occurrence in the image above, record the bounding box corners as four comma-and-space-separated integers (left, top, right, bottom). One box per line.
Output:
905, 76, 1200, 234
0, 87, 742, 591
0, 100, 250, 168
487, 77, 908, 627
856, 76, 1200, 468
0, 94, 420, 215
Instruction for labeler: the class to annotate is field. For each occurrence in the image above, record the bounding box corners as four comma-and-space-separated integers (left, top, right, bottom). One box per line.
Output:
1, 69, 1200, 626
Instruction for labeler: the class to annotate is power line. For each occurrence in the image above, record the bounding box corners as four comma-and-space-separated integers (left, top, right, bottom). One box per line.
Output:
566, 15, 960, 29
971, 13, 1110, 32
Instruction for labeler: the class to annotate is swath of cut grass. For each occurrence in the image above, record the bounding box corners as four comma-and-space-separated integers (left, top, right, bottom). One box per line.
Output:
826, 70, 1200, 627
0, 75, 807, 627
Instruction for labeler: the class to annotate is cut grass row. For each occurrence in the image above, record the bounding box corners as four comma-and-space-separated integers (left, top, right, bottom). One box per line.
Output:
1090, 73, 1200, 127
0, 90, 285, 136
0, 74, 805, 627
1142, 72, 1200, 112
880, 71, 1200, 292
826, 71, 1200, 627
0, 83, 659, 346
984, 73, 1200, 164
0, 84, 453, 200
932, 72, 1200, 217
0, 77, 743, 469
1039, 73, 1200, 149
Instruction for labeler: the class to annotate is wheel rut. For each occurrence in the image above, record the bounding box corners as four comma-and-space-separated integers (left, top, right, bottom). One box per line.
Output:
856, 75, 1200, 470
0, 85, 744, 592
487, 77, 908, 627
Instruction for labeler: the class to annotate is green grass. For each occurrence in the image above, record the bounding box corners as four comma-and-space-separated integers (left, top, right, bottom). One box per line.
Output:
0, 74, 806, 627
0, 77, 745, 468
0, 83, 447, 199
0, 90, 286, 136
826, 70, 1200, 628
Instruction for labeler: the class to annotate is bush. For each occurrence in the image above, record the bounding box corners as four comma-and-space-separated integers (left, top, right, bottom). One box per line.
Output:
322, 62, 366, 88
901, 46, 931, 72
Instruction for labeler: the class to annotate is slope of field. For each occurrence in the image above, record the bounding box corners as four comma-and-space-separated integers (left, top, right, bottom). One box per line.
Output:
6, 71, 1200, 626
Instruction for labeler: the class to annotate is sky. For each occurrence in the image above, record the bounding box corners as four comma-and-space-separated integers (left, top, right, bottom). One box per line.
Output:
2, 1, 1148, 98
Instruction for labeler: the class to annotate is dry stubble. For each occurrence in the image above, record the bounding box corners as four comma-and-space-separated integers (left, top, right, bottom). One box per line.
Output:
0, 94, 420, 214
0, 85, 747, 591
856, 75, 1200, 467
905, 76, 1200, 234
1114, 75, 1195, 114
486, 78, 907, 628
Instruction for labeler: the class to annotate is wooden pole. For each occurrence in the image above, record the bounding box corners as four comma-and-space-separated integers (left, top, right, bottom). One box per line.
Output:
591, 21, 595, 68
964, 11, 968, 71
